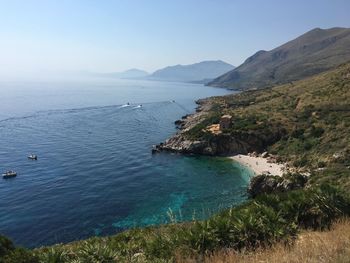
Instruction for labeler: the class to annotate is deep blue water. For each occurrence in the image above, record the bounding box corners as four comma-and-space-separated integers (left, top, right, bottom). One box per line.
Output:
0, 79, 253, 248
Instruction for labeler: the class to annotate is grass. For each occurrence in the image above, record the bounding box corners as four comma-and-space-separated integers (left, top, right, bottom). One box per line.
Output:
182, 218, 350, 263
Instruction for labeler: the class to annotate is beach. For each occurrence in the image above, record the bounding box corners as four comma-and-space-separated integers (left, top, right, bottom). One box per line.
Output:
230, 154, 286, 177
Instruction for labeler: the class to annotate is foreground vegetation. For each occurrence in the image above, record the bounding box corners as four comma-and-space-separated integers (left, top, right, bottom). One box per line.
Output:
182, 218, 350, 263
1, 185, 349, 262
1, 64, 349, 262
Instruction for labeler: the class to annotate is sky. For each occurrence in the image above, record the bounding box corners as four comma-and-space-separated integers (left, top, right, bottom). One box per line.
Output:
0, 0, 349, 78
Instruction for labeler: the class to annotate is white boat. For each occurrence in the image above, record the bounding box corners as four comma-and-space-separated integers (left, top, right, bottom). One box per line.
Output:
2, 171, 17, 179
28, 154, 37, 160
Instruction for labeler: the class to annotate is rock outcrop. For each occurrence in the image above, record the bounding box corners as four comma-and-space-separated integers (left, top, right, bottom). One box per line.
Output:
247, 173, 308, 198
158, 132, 273, 155
153, 98, 285, 156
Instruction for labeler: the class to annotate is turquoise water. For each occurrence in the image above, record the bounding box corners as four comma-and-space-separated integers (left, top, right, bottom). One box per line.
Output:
0, 79, 253, 247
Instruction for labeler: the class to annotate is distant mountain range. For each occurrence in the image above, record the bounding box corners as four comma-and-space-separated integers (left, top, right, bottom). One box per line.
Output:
147, 60, 235, 83
79, 61, 234, 83
209, 27, 350, 90
112, 68, 149, 79
91, 69, 149, 79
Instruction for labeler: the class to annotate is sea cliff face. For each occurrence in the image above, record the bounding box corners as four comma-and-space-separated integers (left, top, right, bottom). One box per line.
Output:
159, 132, 269, 155
154, 98, 285, 156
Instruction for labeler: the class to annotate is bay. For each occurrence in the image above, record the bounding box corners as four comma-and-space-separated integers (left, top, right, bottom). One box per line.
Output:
0, 79, 253, 247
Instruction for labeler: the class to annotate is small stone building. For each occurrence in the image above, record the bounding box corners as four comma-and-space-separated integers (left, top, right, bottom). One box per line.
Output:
219, 115, 232, 130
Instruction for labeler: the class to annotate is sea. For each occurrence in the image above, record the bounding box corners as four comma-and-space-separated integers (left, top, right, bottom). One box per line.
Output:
0, 78, 253, 248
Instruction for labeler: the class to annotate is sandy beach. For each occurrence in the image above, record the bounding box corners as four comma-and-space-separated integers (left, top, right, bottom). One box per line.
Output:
230, 154, 285, 177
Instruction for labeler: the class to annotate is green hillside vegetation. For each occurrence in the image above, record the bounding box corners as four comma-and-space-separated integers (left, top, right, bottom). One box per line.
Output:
188, 62, 350, 189
209, 27, 350, 90
1, 64, 349, 263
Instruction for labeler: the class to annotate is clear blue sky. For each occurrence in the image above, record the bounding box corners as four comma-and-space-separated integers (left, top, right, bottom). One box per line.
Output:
0, 0, 349, 77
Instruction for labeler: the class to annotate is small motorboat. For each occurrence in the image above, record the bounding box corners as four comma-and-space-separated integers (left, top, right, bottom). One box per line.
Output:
133, 104, 142, 109
2, 171, 17, 179
120, 103, 131, 108
28, 154, 38, 160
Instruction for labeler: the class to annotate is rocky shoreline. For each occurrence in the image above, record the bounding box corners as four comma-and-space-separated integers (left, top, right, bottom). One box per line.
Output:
152, 98, 214, 154
152, 97, 284, 156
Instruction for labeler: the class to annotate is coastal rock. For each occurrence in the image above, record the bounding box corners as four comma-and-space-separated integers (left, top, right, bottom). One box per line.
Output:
248, 173, 308, 198
154, 97, 286, 156
174, 119, 185, 129
248, 175, 280, 197
157, 130, 283, 156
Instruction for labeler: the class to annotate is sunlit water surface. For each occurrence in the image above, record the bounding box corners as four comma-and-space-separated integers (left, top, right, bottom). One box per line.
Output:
0, 79, 252, 247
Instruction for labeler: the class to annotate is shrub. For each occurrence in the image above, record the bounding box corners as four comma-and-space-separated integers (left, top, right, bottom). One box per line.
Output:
36, 247, 69, 263
145, 231, 175, 260
293, 155, 308, 167
310, 126, 325, 137
77, 241, 119, 262
1, 248, 38, 263
177, 202, 297, 254
255, 185, 350, 230
0, 235, 15, 257
211, 203, 297, 250
291, 128, 305, 139
282, 173, 308, 188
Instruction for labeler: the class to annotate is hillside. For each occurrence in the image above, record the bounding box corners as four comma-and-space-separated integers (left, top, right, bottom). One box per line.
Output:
159, 62, 350, 189
209, 27, 350, 90
148, 60, 235, 83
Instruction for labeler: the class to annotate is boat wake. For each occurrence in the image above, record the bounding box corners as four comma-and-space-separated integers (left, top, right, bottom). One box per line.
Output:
119, 104, 131, 108
0, 101, 179, 124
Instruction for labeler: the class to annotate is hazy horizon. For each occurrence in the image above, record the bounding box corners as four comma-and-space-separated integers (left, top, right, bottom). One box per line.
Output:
1, 0, 350, 80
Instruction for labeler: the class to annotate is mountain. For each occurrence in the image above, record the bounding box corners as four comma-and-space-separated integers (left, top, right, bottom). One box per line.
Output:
148, 60, 235, 83
72, 69, 149, 79
115, 68, 149, 79
209, 27, 350, 90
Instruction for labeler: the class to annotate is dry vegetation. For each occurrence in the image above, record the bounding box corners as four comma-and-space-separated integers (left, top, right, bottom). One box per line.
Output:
180, 219, 350, 263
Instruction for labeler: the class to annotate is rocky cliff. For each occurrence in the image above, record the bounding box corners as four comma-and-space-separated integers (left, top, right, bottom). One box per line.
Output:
153, 98, 285, 156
